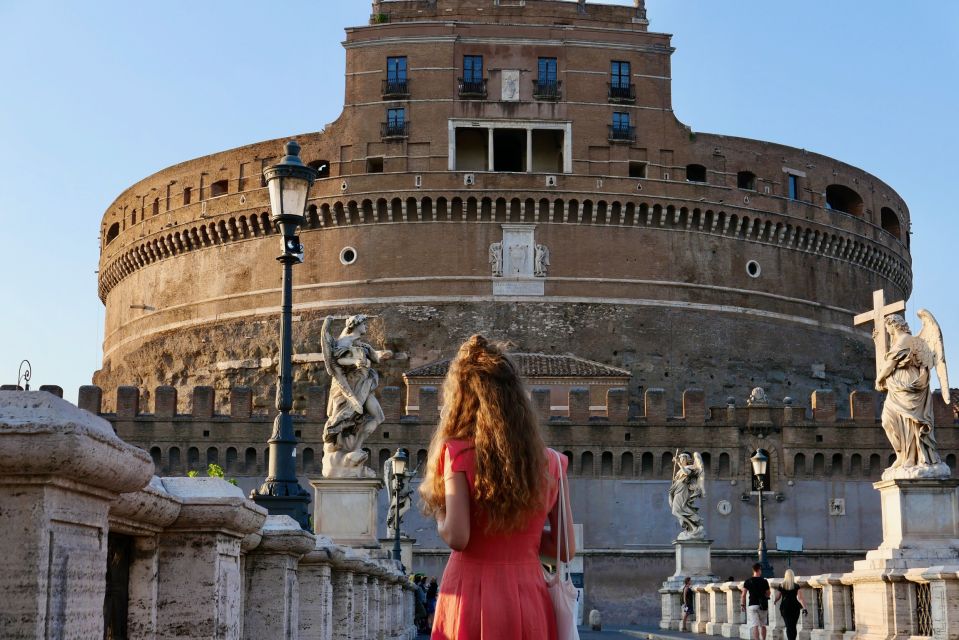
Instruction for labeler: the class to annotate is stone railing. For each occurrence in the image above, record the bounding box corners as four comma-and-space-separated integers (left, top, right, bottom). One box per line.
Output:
665, 570, 959, 640
0, 390, 417, 640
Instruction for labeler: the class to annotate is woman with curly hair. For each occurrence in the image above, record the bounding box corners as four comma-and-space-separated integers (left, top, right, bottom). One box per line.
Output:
419, 335, 576, 639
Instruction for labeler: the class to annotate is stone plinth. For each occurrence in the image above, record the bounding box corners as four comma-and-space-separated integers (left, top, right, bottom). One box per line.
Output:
310, 477, 383, 547
380, 534, 416, 572
0, 391, 154, 640
660, 539, 719, 629
243, 515, 315, 640
156, 477, 267, 640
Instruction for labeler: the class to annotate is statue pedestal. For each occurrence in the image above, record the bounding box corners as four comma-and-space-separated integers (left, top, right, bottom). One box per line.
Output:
660, 539, 718, 630
379, 535, 416, 572
844, 478, 959, 640
310, 478, 383, 548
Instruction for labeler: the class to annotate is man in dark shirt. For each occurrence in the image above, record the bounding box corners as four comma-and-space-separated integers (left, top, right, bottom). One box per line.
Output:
740, 563, 771, 640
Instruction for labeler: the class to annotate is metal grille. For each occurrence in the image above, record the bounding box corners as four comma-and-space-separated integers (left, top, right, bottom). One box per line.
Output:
916, 583, 933, 636
815, 589, 825, 629
532, 80, 562, 100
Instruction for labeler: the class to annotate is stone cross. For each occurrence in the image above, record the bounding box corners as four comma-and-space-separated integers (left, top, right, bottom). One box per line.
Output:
853, 289, 906, 378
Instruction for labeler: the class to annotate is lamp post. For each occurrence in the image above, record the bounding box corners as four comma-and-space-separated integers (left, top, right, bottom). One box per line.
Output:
390, 448, 410, 570
251, 140, 318, 530
750, 448, 774, 578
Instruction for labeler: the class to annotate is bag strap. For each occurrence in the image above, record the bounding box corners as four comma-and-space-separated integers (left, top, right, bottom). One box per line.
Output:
552, 449, 571, 581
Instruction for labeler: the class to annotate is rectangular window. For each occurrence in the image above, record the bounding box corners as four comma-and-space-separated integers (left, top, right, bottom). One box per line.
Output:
387, 107, 405, 127
538, 57, 557, 85
464, 55, 483, 83
613, 112, 630, 130
610, 112, 632, 141
788, 174, 800, 200
387, 56, 407, 82
611, 60, 630, 88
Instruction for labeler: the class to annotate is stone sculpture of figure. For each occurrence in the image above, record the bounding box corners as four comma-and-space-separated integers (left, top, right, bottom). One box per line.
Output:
489, 242, 503, 277
534, 244, 550, 277
384, 455, 414, 537
747, 387, 768, 407
875, 311, 951, 479
320, 314, 393, 478
668, 451, 706, 540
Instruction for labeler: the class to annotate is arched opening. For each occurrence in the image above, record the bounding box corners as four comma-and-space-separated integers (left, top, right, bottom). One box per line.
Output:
378, 448, 391, 471
794, 453, 806, 477
245, 447, 257, 473
149, 447, 162, 471
686, 164, 707, 183
737, 171, 756, 190
850, 453, 862, 476
825, 184, 863, 217
308, 160, 330, 178
813, 453, 825, 476
621, 452, 634, 476
206, 447, 219, 466
831, 453, 843, 476
600, 451, 613, 476
700, 452, 711, 476
869, 453, 882, 479
183, 186, 192, 205
661, 451, 674, 478
168, 447, 181, 473
581, 452, 594, 476
105, 222, 120, 245
880, 207, 901, 240
417, 449, 428, 475
210, 179, 228, 198
187, 447, 200, 471
225, 447, 237, 473
152, 198, 159, 216
718, 452, 730, 477
304, 448, 315, 473
641, 452, 654, 476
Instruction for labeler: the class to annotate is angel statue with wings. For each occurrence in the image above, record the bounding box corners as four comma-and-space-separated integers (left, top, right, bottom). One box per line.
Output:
668, 451, 706, 540
875, 311, 951, 479
320, 314, 393, 478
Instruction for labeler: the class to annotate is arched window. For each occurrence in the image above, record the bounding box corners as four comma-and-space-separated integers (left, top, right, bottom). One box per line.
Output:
378, 448, 391, 472
661, 451, 674, 478
947, 454, 957, 472
850, 453, 862, 476
225, 447, 237, 473
880, 207, 901, 240
245, 447, 258, 473
105, 222, 120, 245
686, 164, 707, 183
621, 452, 634, 476
700, 452, 712, 476
869, 453, 882, 479
168, 447, 181, 473
600, 452, 613, 476
737, 171, 756, 190
831, 453, 843, 476
794, 453, 806, 477
206, 447, 218, 466
641, 452, 654, 476
813, 453, 825, 476
183, 186, 192, 205
718, 452, 731, 477
187, 447, 200, 471
303, 447, 315, 473
210, 179, 228, 197
825, 184, 863, 217
149, 447, 162, 470
581, 452, 594, 476
417, 449, 428, 475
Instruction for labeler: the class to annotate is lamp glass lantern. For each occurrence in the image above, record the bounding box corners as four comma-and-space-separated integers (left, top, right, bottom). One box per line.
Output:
265, 140, 315, 222
750, 449, 769, 477
392, 448, 409, 476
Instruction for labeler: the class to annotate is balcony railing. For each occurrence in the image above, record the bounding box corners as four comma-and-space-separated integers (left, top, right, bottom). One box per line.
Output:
608, 82, 636, 103
458, 78, 487, 99
381, 78, 410, 99
608, 125, 636, 143
532, 79, 562, 101
381, 121, 409, 139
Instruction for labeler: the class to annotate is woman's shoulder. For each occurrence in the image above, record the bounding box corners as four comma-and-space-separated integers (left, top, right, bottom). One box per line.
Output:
546, 447, 569, 475
443, 439, 476, 473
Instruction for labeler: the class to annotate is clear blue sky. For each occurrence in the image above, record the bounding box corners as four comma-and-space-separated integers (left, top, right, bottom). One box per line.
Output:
1, 1, 956, 403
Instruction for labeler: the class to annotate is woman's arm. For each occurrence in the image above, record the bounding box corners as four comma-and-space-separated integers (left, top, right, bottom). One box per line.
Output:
539, 457, 576, 562
797, 590, 806, 609
436, 447, 470, 551
774, 590, 782, 604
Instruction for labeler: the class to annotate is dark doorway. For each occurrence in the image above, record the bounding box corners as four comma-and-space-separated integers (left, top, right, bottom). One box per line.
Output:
103, 533, 133, 639
493, 129, 526, 172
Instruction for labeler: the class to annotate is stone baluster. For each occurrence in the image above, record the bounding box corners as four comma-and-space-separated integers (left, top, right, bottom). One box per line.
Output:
329, 547, 357, 640
0, 392, 155, 639
693, 584, 710, 633
367, 568, 381, 640
405, 581, 418, 639
706, 582, 728, 635
721, 581, 745, 638
764, 577, 784, 640
918, 566, 959, 640
808, 574, 849, 640
796, 577, 818, 640
353, 569, 370, 640
298, 536, 336, 640
242, 516, 315, 640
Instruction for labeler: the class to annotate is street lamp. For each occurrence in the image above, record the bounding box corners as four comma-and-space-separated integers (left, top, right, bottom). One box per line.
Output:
251, 140, 318, 530
390, 447, 410, 570
750, 448, 774, 578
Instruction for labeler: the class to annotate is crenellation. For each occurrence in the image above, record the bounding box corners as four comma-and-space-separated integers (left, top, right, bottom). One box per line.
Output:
682, 388, 706, 425
850, 389, 877, 423
154, 385, 177, 418
305, 385, 327, 422
78, 384, 102, 415
379, 386, 403, 422
231, 386, 253, 420
645, 388, 667, 423
607, 387, 629, 423
117, 385, 140, 418
418, 386, 439, 424
192, 385, 215, 418
531, 387, 551, 421
38, 384, 63, 398
569, 387, 591, 423
812, 389, 838, 423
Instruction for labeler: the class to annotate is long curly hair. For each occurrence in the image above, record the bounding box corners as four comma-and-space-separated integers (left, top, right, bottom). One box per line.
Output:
419, 335, 548, 533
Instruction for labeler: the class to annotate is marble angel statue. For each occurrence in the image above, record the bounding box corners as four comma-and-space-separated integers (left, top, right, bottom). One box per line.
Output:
875, 310, 951, 479
668, 450, 706, 540
321, 314, 393, 478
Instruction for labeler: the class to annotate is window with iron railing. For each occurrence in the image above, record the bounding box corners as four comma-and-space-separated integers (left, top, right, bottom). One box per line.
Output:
534, 57, 560, 100
382, 108, 408, 138
459, 55, 486, 98
609, 112, 634, 142
609, 61, 635, 103
383, 56, 409, 97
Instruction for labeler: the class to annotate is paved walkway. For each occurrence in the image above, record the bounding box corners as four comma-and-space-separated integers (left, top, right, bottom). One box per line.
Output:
419, 625, 705, 639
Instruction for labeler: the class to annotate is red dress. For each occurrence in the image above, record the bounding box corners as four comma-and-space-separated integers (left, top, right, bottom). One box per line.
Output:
431, 439, 568, 640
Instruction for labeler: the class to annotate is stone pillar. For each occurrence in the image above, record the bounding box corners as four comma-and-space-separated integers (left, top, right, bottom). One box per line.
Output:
391, 580, 403, 640
242, 515, 315, 640
721, 582, 745, 638
298, 536, 336, 640
766, 578, 784, 640
109, 477, 182, 640
809, 574, 849, 640
368, 571, 382, 640
706, 582, 728, 635
155, 477, 267, 640
353, 571, 370, 640
918, 566, 959, 640
329, 548, 357, 640
796, 578, 818, 640
694, 584, 710, 633
0, 391, 154, 640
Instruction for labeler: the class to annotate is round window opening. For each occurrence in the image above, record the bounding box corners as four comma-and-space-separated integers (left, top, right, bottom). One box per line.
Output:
340, 247, 357, 265
746, 260, 761, 278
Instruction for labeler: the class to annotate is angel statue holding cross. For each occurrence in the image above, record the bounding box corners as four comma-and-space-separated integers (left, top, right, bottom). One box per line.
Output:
669, 451, 706, 540
873, 310, 951, 480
